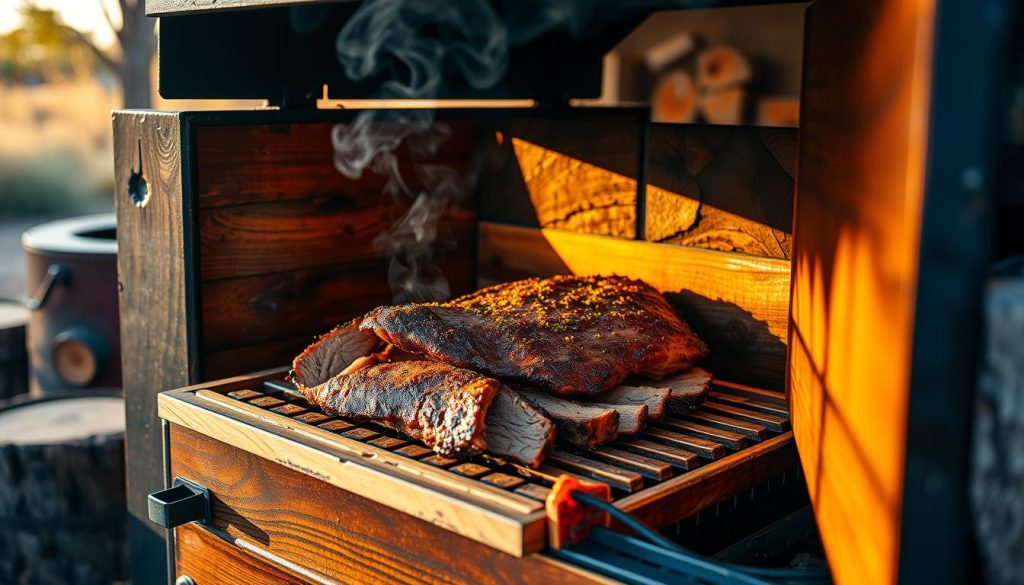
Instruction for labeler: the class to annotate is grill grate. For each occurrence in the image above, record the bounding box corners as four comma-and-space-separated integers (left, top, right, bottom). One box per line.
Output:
220, 377, 791, 508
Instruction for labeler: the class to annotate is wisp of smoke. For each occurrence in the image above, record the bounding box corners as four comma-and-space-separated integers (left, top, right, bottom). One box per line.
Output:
331, 0, 506, 303
331, 0, 632, 302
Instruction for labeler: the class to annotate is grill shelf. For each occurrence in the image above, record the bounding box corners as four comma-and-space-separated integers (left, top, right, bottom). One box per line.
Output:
222, 377, 791, 504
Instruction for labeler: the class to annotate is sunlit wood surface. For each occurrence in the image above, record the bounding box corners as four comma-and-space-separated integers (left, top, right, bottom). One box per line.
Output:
790, 1, 936, 584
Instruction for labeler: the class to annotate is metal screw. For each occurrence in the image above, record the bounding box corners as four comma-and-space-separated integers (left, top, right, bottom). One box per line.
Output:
175, 577, 196, 585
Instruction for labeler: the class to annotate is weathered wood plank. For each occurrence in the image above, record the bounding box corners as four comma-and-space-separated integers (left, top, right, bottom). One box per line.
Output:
645, 124, 797, 259
170, 425, 610, 584
113, 110, 195, 582
175, 524, 315, 585
477, 222, 790, 389
195, 122, 478, 209
199, 198, 475, 282
478, 117, 641, 237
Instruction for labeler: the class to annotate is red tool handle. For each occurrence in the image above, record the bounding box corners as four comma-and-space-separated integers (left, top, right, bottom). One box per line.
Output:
545, 475, 612, 549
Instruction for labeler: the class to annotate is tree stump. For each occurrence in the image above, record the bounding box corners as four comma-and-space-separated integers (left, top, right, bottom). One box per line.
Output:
0, 302, 29, 403
0, 393, 128, 584
972, 267, 1024, 585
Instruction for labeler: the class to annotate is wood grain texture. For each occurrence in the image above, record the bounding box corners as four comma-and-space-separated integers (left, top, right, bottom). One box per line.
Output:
195, 122, 477, 210
175, 524, 314, 585
478, 222, 790, 389
170, 425, 610, 585
195, 121, 478, 378
789, 2, 936, 584
113, 109, 195, 581
478, 117, 641, 237
645, 124, 796, 259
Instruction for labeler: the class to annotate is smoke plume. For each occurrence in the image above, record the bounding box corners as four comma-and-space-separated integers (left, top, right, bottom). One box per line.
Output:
332, 0, 638, 302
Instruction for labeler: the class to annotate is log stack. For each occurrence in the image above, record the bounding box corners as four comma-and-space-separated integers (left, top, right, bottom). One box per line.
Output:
0, 392, 128, 584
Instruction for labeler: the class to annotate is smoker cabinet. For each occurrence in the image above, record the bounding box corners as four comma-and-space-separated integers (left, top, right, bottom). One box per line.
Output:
117, 0, 1015, 583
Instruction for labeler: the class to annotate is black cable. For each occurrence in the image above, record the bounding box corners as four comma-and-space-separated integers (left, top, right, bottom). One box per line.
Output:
570, 491, 832, 584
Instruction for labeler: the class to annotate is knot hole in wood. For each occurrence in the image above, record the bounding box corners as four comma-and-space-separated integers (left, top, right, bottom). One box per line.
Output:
128, 138, 149, 208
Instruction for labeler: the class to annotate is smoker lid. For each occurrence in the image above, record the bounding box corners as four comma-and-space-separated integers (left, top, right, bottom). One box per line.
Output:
21, 214, 117, 256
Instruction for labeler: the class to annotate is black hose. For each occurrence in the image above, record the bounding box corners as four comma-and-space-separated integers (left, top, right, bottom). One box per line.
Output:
570, 491, 832, 584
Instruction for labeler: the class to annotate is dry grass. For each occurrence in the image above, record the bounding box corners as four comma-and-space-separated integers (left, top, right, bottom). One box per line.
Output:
0, 76, 117, 216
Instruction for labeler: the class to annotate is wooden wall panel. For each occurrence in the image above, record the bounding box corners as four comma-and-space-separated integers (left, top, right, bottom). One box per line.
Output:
478, 117, 641, 237
170, 424, 610, 585
645, 124, 797, 259
789, 2, 935, 584
195, 121, 478, 379
175, 525, 313, 585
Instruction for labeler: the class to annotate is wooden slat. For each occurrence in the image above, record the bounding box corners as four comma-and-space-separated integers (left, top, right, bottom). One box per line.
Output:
175, 524, 315, 585
640, 427, 728, 460
199, 202, 476, 282
482, 473, 527, 490
114, 110, 194, 580
701, 401, 790, 432
588, 447, 674, 481
514, 483, 553, 502
685, 411, 770, 440
655, 419, 750, 450
547, 451, 645, 493
709, 392, 791, 418
712, 380, 788, 406
616, 433, 797, 529
477, 222, 790, 389
368, 436, 409, 450
170, 425, 606, 584
618, 439, 700, 470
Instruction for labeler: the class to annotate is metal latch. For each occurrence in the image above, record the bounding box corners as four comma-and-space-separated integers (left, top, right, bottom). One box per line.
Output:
148, 477, 211, 529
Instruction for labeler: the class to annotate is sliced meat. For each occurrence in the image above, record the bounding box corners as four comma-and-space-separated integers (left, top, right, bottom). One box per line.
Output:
301, 360, 497, 458
485, 389, 555, 467
589, 385, 671, 420
588, 402, 648, 435
517, 388, 619, 450
361, 275, 709, 396
625, 367, 713, 414
289, 319, 384, 388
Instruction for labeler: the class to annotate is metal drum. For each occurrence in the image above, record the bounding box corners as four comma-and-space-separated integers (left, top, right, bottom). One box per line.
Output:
21, 214, 120, 394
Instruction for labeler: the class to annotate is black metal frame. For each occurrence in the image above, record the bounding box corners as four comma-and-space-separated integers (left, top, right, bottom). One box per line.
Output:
898, 0, 1014, 581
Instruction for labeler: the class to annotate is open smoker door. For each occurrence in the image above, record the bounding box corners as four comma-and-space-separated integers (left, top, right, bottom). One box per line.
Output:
789, 1, 1007, 585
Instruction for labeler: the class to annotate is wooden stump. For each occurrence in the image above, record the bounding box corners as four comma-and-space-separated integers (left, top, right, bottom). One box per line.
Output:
0, 393, 128, 584
0, 302, 29, 403
972, 269, 1024, 585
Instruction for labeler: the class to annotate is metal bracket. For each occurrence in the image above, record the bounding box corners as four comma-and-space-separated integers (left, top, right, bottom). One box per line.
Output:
148, 477, 211, 529
24, 264, 69, 310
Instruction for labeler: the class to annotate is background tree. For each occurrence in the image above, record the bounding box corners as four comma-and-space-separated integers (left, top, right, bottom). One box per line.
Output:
60, 0, 155, 108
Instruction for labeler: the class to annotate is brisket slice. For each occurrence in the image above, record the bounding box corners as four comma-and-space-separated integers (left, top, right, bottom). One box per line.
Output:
589, 385, 671, 420
302, 360, 496, 458
484, 388, 555, 468
361, 275, 709, 396
289, 319, 385, 388
517, 388, 619, 450
588, 402, 648, 435
622, 367, 713, 414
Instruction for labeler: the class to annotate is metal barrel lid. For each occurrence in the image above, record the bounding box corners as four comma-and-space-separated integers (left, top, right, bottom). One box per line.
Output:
21, 214, 117, 256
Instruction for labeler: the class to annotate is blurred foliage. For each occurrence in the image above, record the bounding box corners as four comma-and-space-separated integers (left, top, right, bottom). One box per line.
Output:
0, 3, 103, 83
0, 151, 112, 216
